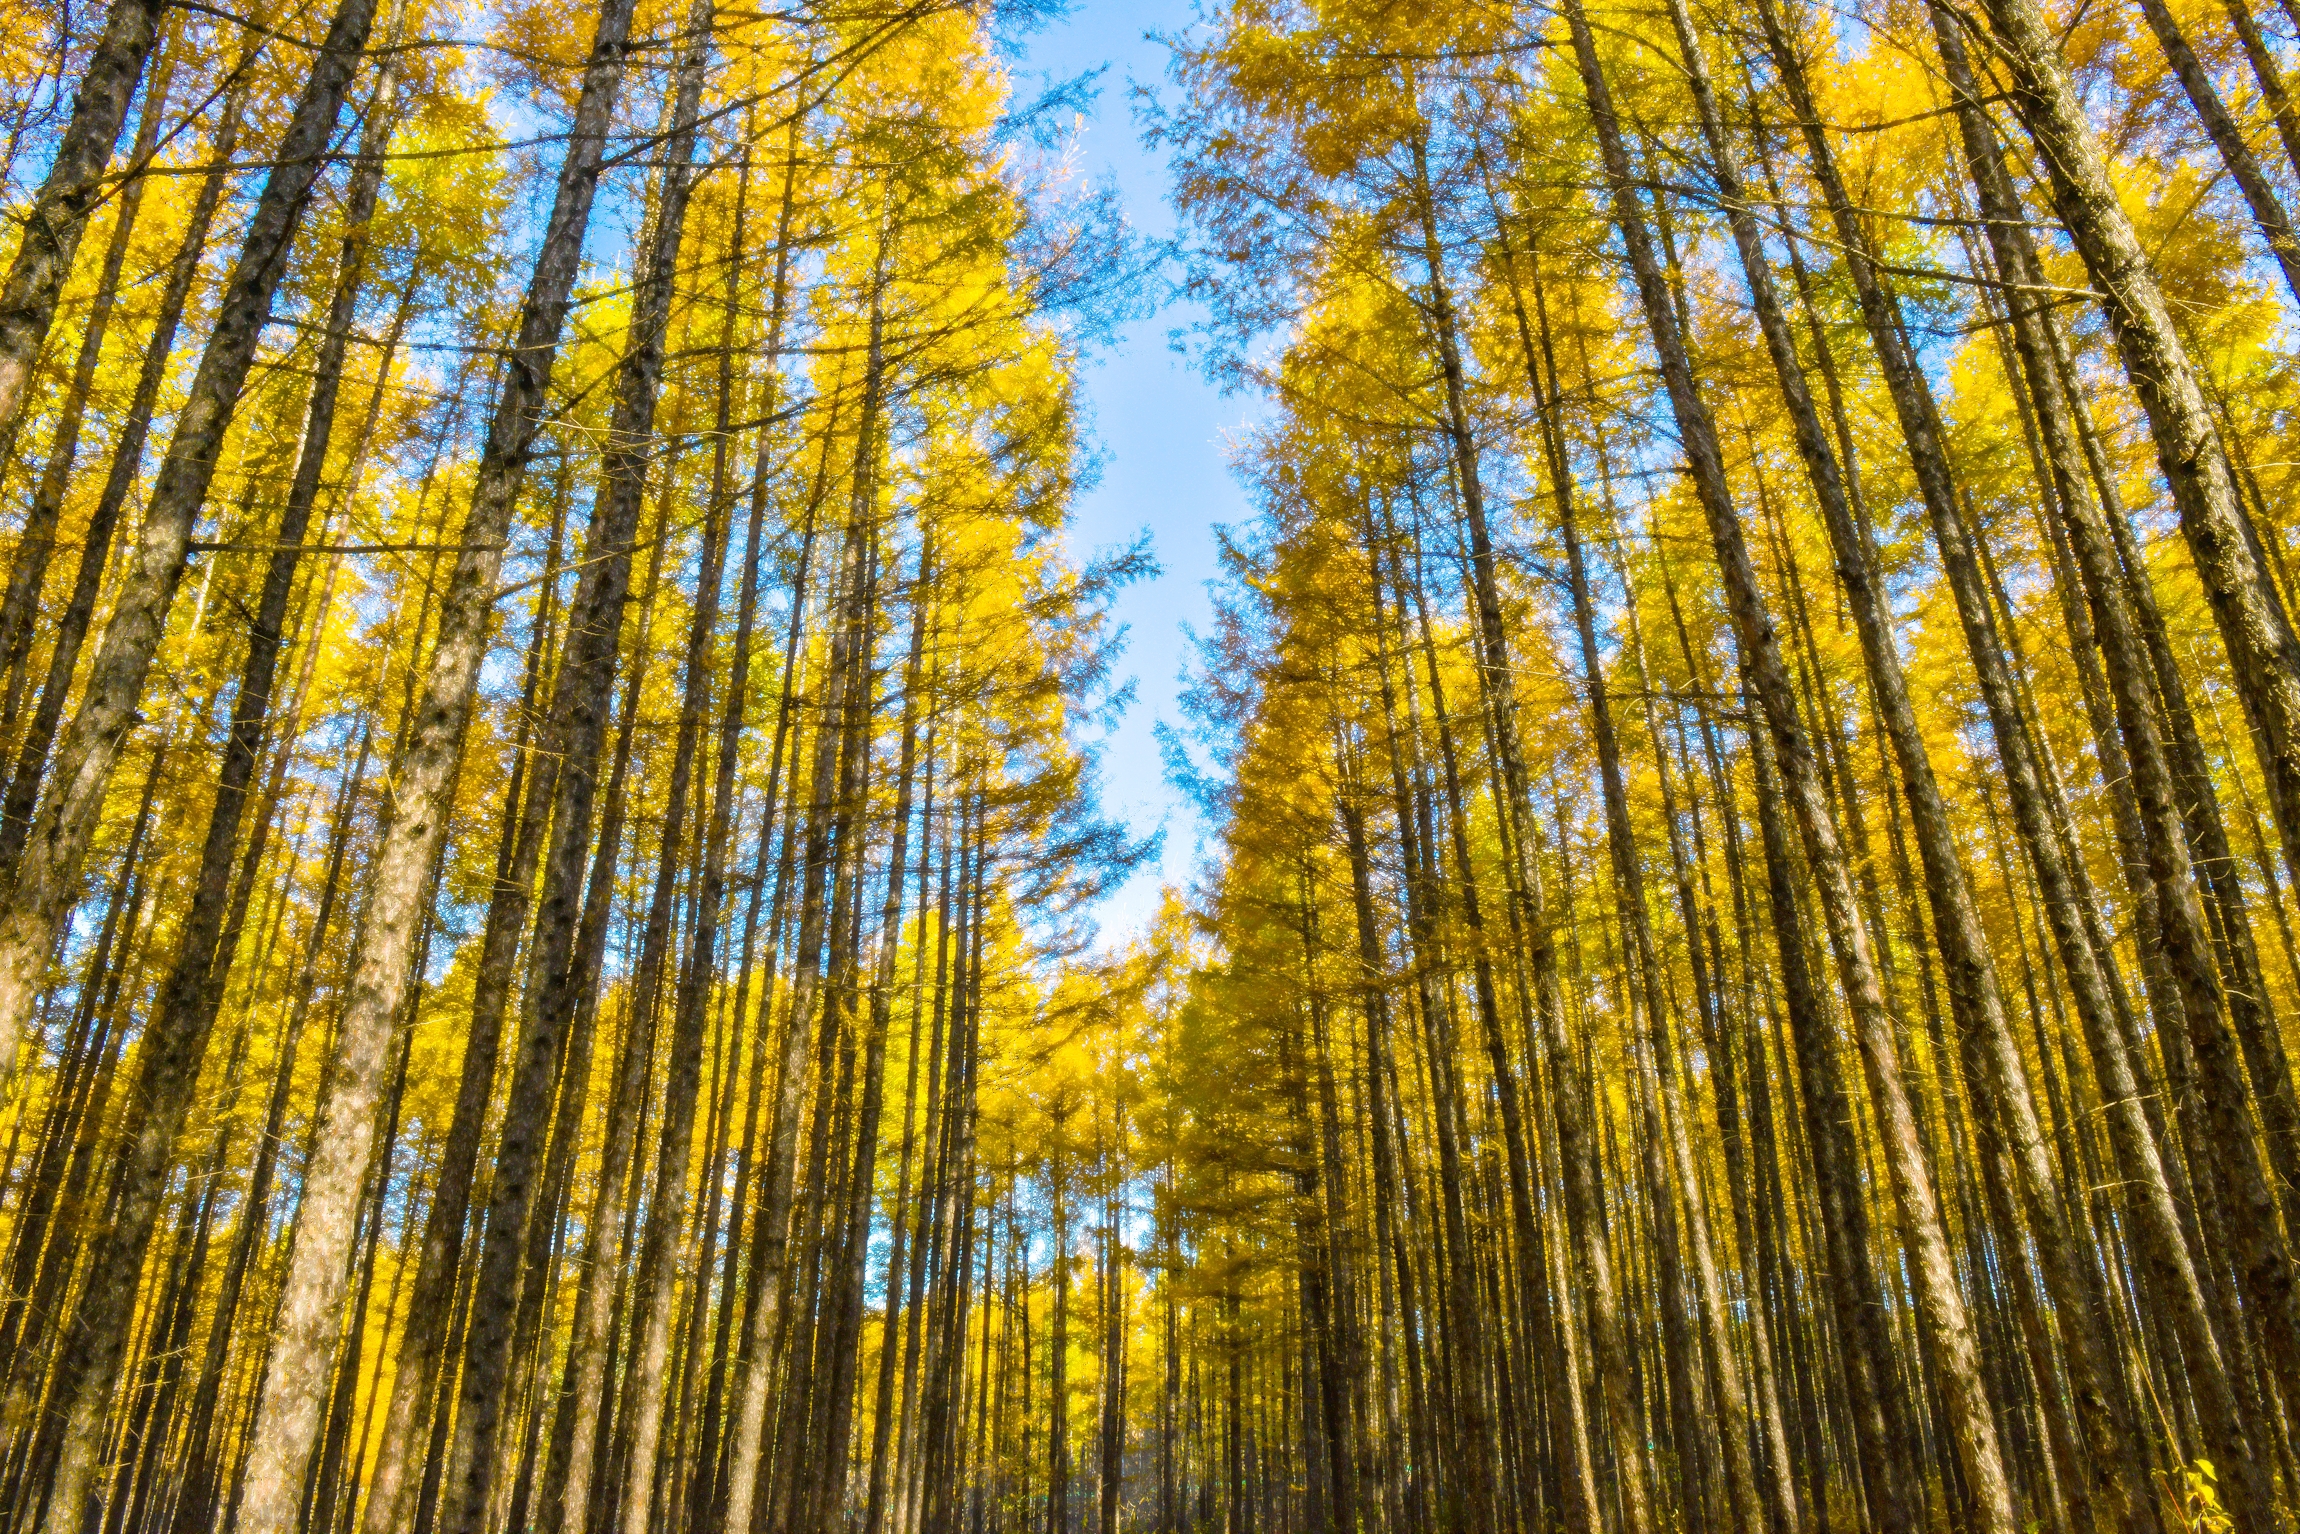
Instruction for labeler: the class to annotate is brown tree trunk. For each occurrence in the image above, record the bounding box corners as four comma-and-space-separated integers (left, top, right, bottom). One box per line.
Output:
1972, 0, 2300, 924
0, 0, 170, 436
718, 360, 886, 1534
1931, 16, 2288, 1520
1558, 2, 2016, 1523
25, 25, 400, 1520
0, 0, 388, 1101
1400, 100, 1649, 1534
806, 524, 935, 1534
1519, 242, 1773, 1534
1732, 7, 2155, 1523
0, 62, 252, 883
427, 14, 718, 1518
169, 729, 373, 1534
2132, 0, 2300, 303
576, 22, 752, 1532
0, 39, 175, 742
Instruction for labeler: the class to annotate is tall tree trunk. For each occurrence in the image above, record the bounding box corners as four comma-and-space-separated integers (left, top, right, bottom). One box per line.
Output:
0, 39, 174, 741
1283, 883, 1358, 1534
334, 0, 656, 1504
2215, 0, 2300, 183
604, 30, 778, 1524
2131, 0, 2300, 304
395, 6, 703, 1527
1097, 1110, 1125, 1534
435, 97, 707, 1499
1930, 16, 2290, 1519
1728, 6, 2157, 1523
522, 529, 670, 1534
353, 467, 572, 1534
808, 525, 934, 1534
1520, 247, 1774, 1534
0, 60, 252, 882
1970, 0, 2300, 916
169, 729, 373, 1534
1557, 2, 2016, 1523
0, 0, 170, 436
25, 24, 400, 1521
1399, 95, 1648, 1534
0, 0, 388, 1091
1049, 1127, 1072, 1534
717, 274, 891, 1534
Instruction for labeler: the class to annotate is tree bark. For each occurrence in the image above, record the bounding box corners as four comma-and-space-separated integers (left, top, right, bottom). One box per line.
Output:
717, 281, 890, 1534
0, 39, 175, 742
437, 54, 711, 1496
1931, 17, 2291, 1520
1400, 92, 1649, 1534
24, 20, 400, 1521
1970, 0, 2300, 917
2131, 0, 2300, 304
0, 0, 169, 436
1733, 6, 2154, 1523
0, 0, 388, 1097
1557, 2, 2016, 1523
0, 61, 252, 883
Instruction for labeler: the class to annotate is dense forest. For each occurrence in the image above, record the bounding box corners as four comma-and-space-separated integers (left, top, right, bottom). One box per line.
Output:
4, 0, 2300, 1527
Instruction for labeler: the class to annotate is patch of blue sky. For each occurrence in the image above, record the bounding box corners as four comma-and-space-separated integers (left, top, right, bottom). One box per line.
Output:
999, 0, 1261, 945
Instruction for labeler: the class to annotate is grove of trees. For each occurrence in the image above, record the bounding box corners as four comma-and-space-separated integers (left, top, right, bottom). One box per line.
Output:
4, 0, 2300, 1529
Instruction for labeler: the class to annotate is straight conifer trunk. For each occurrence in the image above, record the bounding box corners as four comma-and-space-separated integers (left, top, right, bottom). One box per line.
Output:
0, 0, 388, 1090
290, 0, 649, 1518
22, 12, 400, 1520
1557, 2, 2017, 1523
1693, 6, 2155, 1523
1399, 101, 1649, 1534
0, 42, 174, 736
437, 22, 717, 1517
0, 0, 170, 435
1927, 11, 2274, 1519
0, 63, 253, 883
1968, 0, 2300, 909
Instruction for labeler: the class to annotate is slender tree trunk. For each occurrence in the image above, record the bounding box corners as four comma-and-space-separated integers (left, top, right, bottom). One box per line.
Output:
1097, 1113, 1125, 1534
1728, 9, 2157, 1525
1283, 887, 1358, 1534
1971, 0, 2300, 912
524, 530, 670, 1534
2131, 0, 2300, 304
25, 22, 400, 1519
334, 0, 655, 1506
0, 0, 389, 1108
0, 0, 170, 436
2216, 0, 2300, 182
607, 32, 782, 1522
170, 730, 373, 1534
420, 7, 714, 1521
0, 40, 174, 739
717, 272, 892, 1534
862, 774, 942, 1534
354, 474, 571, 1534
1399, 97, 1648, 1534
808, 525, 934, 1534
1929, 18, 2287, 1520
545, 785, 677, 1534
1559, 3, 2016, 1524
0, 61, 252, 883
1520, 247, 1773, 1534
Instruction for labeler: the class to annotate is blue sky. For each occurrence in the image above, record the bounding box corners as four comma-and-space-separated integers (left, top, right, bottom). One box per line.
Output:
1006, 0, 1254, 940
